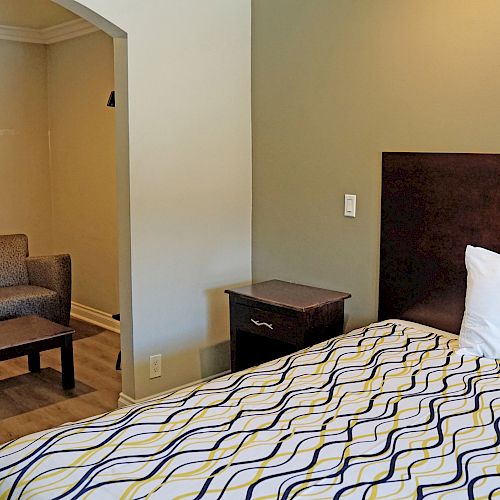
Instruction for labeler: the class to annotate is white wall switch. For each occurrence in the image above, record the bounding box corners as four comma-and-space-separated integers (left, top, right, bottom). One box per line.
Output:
344, 194, 357, 217
149, 354, 162, 379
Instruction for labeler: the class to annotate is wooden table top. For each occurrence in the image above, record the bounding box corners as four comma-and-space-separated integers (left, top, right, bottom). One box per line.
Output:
0, 316, 74, 350
225, 280, 351, 312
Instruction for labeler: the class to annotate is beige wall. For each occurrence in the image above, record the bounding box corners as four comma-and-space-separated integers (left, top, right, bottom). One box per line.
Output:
0, 40, 52, 256
252, 0, 500, 329
0, 32, 118, 314
47, 31, 119, 314
57, 0, 253, 400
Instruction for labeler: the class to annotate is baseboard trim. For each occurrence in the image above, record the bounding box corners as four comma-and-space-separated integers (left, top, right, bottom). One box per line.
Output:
71, 302, 120, 334
118, 370, 231, 408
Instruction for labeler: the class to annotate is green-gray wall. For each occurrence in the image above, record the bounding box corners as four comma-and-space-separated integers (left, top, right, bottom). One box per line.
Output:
252, 0, 500, 329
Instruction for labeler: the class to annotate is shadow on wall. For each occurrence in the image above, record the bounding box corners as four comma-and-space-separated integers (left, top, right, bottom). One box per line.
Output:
200, 341, 230, 379
200, 283, 250, 379
200, 286, 231, 378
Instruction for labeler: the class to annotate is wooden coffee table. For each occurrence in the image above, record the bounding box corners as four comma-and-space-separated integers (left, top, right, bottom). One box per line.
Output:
0, 315, 75, 390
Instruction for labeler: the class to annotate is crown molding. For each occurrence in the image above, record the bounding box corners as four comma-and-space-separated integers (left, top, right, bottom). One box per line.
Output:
0, 18, 99, 45
42, 18, 99, 44
0, 24, 43, 44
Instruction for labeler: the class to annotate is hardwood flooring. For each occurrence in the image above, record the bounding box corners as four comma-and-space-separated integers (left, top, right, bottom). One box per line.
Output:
0, 319, 121, 444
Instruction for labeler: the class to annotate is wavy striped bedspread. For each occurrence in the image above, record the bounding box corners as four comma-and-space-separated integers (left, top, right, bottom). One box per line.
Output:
0, 321, 499, 499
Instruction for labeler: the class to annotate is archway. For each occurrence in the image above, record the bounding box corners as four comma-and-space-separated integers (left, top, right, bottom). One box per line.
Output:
51, 0, 133, 403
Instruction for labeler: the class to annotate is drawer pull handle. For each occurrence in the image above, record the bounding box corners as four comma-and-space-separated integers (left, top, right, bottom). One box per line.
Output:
251, 319, 273, 330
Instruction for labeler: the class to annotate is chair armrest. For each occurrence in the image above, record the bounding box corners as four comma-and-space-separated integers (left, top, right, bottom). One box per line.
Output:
26, 254, 72, 325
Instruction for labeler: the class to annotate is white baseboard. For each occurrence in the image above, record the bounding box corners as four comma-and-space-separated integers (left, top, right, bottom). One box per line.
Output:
118, 370, 231, 408
71, 301, 120, 334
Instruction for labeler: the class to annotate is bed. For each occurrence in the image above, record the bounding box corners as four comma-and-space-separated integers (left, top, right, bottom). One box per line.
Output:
0, 153, 499, 498
0, 320, 498, 499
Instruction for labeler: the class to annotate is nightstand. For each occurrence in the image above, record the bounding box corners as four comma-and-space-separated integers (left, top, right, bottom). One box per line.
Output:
225, 280, 351, 372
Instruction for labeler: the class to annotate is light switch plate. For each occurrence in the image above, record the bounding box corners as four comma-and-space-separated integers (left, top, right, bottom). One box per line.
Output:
344, 194, 357, 217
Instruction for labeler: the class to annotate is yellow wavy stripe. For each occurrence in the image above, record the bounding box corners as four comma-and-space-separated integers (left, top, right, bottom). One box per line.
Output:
1, 323, 499, 499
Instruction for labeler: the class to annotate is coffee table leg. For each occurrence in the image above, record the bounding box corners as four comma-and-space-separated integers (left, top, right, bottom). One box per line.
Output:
61, 335, 75, 390
28, 352, 41, 373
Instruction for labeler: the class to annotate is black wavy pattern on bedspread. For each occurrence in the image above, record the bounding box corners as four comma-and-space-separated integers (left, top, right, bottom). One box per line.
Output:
0, 322, 499, 499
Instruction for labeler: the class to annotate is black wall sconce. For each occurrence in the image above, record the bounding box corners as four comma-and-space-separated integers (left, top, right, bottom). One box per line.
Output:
107, 91, 115, 107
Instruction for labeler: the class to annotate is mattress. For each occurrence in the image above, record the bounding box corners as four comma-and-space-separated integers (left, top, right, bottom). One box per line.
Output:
0, 320, 499, 499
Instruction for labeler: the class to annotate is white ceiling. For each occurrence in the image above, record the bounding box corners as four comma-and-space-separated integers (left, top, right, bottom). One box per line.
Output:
0, 0, 78, 29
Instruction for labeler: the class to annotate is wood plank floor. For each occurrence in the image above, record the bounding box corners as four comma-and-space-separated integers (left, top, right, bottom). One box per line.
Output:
0, 319, 121, 444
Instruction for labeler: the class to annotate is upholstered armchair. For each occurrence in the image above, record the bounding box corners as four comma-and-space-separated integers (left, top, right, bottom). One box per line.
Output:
0, 234, 71, 326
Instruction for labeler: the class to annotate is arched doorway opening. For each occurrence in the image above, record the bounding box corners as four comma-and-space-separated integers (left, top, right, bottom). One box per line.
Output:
50, 0, 133, 403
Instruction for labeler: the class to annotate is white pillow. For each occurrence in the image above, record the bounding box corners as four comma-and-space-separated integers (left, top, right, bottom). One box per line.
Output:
458, 245, 500, 359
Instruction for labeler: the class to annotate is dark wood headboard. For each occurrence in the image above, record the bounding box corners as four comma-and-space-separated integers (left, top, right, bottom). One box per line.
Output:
379, 152, 500, 333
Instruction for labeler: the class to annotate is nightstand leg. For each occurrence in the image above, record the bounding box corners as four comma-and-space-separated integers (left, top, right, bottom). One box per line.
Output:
230, 334, 237, 372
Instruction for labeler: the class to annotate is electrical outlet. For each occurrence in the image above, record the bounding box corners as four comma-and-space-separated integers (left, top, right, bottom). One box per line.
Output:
149, 354, 162, 379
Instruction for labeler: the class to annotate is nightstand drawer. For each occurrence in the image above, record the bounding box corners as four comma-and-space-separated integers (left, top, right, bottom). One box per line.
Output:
233, 305, 297, 344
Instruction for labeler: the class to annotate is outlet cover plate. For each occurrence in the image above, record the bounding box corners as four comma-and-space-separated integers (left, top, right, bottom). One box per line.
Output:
149, 354, 162, 379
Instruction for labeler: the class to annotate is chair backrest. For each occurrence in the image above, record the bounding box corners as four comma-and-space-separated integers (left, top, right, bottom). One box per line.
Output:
0, 234, 29, 287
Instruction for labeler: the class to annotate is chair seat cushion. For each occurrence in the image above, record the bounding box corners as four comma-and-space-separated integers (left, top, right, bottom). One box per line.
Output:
0, 285, 59, 322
